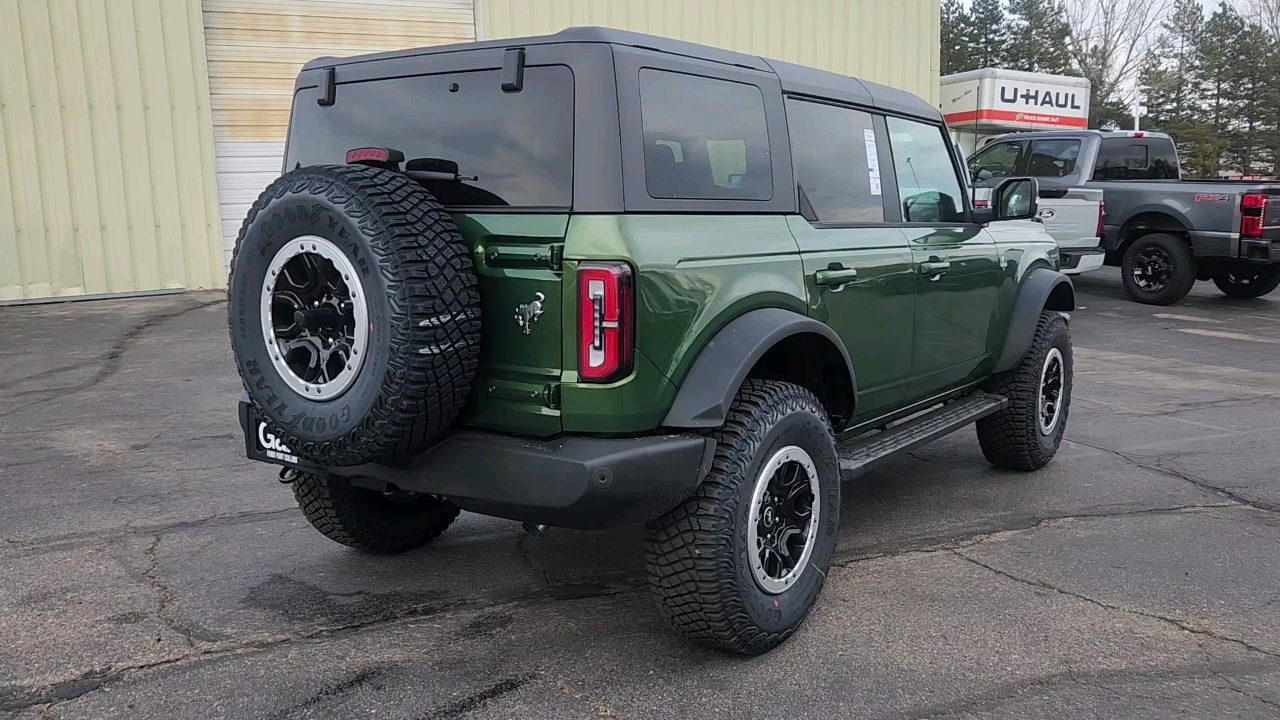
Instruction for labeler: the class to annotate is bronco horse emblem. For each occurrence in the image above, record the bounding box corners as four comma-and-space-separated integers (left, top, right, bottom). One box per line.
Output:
515, 292, 545, 335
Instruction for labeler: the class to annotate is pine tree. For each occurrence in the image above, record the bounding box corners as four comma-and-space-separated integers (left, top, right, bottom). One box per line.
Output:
941, 0, 974, 75
1200, 4, 1250, 174
1005, 0, 1075, 74
962, 0, 1011, 69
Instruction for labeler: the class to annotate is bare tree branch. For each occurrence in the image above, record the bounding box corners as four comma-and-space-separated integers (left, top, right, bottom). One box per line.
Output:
1247, 0, 1280, 39
1064, 0, 1173, 108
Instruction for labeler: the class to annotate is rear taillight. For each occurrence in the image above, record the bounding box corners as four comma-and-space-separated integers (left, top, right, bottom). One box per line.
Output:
578, 263, 634, 383
1097, 200, 1106, 239
1242, 193, 1268, 239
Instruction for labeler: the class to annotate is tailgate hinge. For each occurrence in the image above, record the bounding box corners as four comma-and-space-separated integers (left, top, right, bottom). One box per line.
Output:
548, 244, 564, 271
543, 383, 562, 410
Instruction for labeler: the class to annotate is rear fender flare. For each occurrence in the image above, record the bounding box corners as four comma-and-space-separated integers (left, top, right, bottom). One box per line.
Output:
661, 308, 857, 429
993, 268, 1075, 374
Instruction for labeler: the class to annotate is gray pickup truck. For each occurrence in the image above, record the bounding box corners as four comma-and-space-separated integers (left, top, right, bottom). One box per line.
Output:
970, 130, 1280, 304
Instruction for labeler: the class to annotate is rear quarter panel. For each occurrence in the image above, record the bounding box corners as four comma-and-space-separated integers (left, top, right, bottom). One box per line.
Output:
560, 214, 807, 434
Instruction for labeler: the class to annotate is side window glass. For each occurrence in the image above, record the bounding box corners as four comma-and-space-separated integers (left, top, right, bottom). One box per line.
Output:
1027, 140, 1081, 177
968, 142, 1023, 182
1093, 139, 1177, 180
639, 69, 772, 201
886, 117, 967, 224
785, 99, 884, 224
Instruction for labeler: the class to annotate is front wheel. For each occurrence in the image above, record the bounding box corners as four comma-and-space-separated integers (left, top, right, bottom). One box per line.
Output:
977, 311, 1073, 471
1212, 265, 1280, 299
1121, 233, 1197, 305
644, 380, 840, 655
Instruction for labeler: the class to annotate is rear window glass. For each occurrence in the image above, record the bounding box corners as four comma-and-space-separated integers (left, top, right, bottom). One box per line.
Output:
786, 99, 884, 224
1027, 140, 1081, 177
639, 69, 772, 201
1093, 138, 1179, 180
285, 66, 574, 208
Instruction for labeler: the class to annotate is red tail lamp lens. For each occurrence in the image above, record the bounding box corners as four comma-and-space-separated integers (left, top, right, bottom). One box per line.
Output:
578, 263, 634, 383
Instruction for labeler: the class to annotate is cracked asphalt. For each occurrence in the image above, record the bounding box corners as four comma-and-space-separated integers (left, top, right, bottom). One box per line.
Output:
1, 267, 1278, 719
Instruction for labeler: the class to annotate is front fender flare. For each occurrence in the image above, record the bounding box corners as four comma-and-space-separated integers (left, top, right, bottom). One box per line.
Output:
993, 268, 1075, 374
661, 308, 857, 429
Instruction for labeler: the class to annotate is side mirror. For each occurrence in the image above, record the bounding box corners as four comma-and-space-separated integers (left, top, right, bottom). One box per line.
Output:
993, 177, 1039, 222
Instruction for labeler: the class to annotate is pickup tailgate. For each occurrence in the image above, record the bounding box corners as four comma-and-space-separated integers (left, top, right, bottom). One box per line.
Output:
1036, 187, 1104, 250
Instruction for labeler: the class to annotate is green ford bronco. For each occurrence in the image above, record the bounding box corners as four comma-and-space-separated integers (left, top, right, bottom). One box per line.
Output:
229, 28, 1075, 655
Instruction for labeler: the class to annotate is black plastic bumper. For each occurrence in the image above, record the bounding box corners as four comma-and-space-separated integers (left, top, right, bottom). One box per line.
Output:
1240, 239, 1280, 262
239, 400, 715, 529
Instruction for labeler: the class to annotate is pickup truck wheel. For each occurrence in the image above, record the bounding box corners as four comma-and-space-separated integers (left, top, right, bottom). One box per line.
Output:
977, 311, 1072, 471
1212, 265, 1280, 298
227, 164, 481, 466
1121, 233, 1197, 305
292, 472, 460, 554
644, 379, 840, 655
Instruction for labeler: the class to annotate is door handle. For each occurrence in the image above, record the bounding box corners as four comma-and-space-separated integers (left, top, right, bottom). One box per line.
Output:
919, 259, 951, 280
814, 265, 859, 291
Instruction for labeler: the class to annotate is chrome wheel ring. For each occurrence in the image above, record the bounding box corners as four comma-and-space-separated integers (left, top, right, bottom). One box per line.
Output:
746, 445, 821, 595
259, 236, 368, 401
1038, 347, 1065, 436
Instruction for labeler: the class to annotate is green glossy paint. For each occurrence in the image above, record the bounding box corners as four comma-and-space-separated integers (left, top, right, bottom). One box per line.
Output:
452, 210, 1056, 440
787, 218, 916, 420
453, 213, 569, 436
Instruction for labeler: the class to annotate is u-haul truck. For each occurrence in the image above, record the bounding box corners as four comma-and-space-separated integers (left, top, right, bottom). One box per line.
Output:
941, 68, 1091, 157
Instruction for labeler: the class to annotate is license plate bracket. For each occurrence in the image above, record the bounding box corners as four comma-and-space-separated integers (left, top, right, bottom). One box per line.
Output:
243, 404, 302, 468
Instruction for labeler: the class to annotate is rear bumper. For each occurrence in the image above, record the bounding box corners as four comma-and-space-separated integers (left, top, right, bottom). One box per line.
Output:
1239, 238, 1280, 263
1060, 247, 1106, 275
239, 400, 714, 529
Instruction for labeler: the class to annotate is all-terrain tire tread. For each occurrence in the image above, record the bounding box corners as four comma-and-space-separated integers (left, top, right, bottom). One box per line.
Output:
976, 311, 1071, 471
291, 472, 460, 554
229, 165, 480, 464
643, 379, 831, 655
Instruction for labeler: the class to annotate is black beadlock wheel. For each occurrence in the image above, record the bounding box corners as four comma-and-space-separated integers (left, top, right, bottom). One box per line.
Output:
1212, 265, 1280, 299
1121, 233, 1197, 306
976, 311, 1073, 471
227, 165, 481, 466
644, 379, 840, 655
292, 472, 460, 554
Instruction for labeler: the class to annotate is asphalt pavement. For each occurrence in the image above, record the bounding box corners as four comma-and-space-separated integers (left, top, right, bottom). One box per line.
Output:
1, 267, 1277, 719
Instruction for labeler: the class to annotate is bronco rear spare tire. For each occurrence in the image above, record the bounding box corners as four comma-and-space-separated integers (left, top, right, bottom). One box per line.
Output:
228, 164, 481, 466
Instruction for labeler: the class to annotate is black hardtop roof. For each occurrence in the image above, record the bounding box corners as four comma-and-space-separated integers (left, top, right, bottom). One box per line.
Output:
302, 26, 942, 123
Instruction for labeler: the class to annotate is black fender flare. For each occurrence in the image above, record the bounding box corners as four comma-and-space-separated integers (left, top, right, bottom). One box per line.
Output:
993, 268, 1075, 374
661, 308, 858, 429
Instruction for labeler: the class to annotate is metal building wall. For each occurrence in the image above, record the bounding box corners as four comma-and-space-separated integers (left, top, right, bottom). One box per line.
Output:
0, 0, 224, 302
478, 0, 941, 104
203, 0, 476, 268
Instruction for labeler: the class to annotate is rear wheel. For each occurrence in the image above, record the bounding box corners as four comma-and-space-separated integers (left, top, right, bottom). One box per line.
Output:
1212, 265, 1280, 299
1121, 233, 1197, 305
644, 380, 840, 655
292, 472, 460, 554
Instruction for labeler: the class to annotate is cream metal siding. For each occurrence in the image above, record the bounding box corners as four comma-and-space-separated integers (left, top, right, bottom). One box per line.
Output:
203, 0, 475, 267
478, 0, 941, 104
0, 0, 224, 301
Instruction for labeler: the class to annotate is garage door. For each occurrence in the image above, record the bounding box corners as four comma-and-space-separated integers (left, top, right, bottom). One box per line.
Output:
202, 0, 476, 269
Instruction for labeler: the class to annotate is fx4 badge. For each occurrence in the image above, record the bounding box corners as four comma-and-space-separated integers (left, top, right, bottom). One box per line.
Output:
515, 292, 545, 335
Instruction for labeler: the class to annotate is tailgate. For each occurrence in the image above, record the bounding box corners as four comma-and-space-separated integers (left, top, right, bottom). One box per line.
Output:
454, 214, 568, 437
1036, 187, 1104, 250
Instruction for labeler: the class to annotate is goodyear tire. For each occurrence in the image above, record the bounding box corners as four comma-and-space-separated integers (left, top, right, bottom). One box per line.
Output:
292, 472, 460, 554
228, 165, 480, 466
644, 380, 840, 655
976, 311, 1072, 471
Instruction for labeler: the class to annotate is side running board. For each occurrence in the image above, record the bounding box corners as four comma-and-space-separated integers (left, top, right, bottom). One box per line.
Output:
836, 391, 1009, 478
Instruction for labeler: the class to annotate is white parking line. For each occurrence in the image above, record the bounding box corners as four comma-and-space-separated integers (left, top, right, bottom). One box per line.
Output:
1176, 328, 1280, 344
1153, 313, 1225, 324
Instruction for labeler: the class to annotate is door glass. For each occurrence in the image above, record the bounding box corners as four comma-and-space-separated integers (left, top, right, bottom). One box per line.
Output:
785, 99, 884, 224
968, 142, 1023, 182
1093, 139, 1179, 180
1027, 140, 1081, 177
886, 117, 968, 223
638, 69, 772, 200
